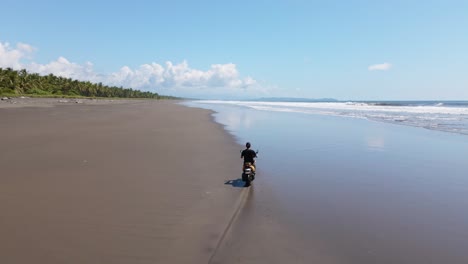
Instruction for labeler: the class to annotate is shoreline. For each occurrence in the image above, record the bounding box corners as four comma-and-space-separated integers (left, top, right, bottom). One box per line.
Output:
187, 100, 468, 264
1, 99, 247, 263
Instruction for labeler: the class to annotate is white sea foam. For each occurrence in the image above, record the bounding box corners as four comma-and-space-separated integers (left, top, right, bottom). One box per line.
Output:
196, 100, 468, 135
200, 101, 468, 114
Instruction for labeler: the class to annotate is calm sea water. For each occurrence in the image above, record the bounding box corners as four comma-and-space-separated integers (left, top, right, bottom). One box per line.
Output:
185, 100, 468, 263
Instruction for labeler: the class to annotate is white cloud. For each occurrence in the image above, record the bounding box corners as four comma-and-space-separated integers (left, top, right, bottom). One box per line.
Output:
0, 42, 35, 68
102, 61, 258, 95
17, 43, 36, 54
0, 41, 263, 98
28, 57, 96, 80
368, 62, 392, 71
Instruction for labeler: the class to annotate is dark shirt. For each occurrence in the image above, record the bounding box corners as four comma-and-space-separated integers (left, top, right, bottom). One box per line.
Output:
241, 149, 257, 163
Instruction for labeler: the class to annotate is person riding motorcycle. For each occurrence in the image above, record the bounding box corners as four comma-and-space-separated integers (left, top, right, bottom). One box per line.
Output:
241, 142, 257, 172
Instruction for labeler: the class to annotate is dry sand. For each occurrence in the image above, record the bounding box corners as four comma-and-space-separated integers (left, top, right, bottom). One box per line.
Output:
0, 98, 247, 263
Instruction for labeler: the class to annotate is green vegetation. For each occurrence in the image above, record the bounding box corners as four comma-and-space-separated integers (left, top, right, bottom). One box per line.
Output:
0, 68, 177, 99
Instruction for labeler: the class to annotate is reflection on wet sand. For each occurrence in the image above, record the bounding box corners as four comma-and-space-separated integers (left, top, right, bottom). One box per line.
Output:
188, 101, 468, 264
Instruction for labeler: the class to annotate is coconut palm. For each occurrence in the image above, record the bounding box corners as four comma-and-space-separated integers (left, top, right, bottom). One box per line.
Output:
0, 67, 169, 99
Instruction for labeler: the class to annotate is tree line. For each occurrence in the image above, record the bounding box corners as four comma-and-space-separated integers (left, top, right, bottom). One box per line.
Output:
0, 68, 177, 99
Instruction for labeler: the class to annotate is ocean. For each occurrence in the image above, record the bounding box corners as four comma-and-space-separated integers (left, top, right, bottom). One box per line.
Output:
185, 100, 468, 263
191, 100, 468, 135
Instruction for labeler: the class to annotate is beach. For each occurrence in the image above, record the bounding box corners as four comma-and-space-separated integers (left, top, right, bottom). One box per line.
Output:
3, 98, 468, 264
0, 98, 247, 263
3, 0, 467, 263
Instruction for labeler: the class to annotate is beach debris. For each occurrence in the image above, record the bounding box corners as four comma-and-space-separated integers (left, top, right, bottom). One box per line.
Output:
75, 100, 83, 104
58, 100, 69, 103
1, 97, 9, 101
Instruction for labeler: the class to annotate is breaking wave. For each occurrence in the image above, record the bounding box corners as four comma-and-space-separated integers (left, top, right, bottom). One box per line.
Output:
194, 100, 468, 135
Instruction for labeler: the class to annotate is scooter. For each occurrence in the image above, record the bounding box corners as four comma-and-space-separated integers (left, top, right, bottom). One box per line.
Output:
242, 163, 255, 186
241, 150, 258, 187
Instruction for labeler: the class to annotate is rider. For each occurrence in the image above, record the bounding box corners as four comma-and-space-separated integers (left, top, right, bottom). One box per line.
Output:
241, 142, 257, 172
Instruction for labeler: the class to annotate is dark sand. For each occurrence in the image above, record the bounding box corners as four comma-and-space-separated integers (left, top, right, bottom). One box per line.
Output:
0, 99, 249, 263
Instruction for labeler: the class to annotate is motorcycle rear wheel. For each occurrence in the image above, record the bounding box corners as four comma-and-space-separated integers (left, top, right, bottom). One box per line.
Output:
242, 173, 248, 182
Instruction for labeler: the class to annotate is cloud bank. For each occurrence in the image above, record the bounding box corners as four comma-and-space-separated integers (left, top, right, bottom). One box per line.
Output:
0, 41, 261, 98
368, 62, 392, 71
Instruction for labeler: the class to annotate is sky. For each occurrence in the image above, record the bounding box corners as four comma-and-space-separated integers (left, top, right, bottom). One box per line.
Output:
1, 0, 467, 100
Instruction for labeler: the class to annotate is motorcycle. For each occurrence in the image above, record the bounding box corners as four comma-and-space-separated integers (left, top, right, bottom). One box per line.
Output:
241, 150, 258, 186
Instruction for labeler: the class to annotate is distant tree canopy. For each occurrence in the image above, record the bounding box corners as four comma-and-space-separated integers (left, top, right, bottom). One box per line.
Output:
0, 68, 177, 99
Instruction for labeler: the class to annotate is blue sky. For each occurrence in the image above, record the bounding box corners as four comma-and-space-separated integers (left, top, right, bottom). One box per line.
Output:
1, 0, 467, 100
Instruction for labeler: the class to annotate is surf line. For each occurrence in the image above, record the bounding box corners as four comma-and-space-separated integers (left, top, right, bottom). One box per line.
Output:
207, 186, 251, 263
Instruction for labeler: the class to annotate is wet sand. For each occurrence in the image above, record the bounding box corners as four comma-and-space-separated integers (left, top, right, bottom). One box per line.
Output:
188, 102, 468, 264
0, 99, 248, 263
